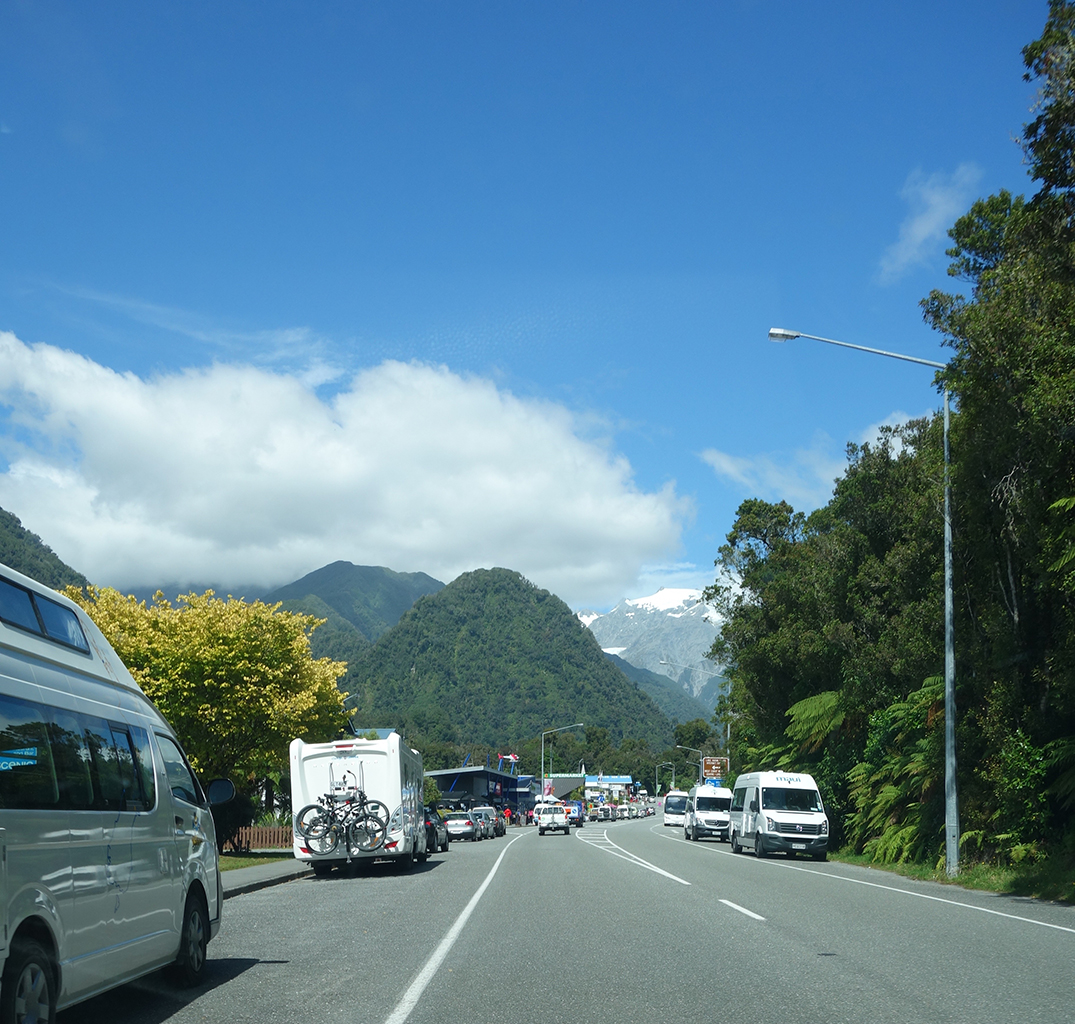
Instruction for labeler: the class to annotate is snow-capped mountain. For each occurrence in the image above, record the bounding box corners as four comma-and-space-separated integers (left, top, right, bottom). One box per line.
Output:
578, 588, 725, 709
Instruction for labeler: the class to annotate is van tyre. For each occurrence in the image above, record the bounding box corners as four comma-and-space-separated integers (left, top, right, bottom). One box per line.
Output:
730, 830, 741, 854
1, 938, 56, 1024
754, 833, 766, 859
174, 893, 209, 987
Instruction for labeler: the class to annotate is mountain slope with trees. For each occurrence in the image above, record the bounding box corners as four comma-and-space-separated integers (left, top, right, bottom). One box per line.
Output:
0, 507, 88, 589
345, 567, 675, 751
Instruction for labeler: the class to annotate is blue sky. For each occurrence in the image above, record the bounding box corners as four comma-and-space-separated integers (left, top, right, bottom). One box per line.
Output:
0, 1, 1047, 608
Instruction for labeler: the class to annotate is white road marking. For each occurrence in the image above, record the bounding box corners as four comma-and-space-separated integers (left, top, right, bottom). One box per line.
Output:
382, 833, 523, 1024
650, 822, 1075, 935
577, 828, 690, 885
720, 898, 765, 921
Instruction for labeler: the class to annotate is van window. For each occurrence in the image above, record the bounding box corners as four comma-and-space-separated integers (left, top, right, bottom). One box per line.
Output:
0, 694, 58, 808
761, 787, 823, 812
130, 726, 157, 809
156, 733, 202, 805
695, 794, 730, 812
730, 788, 745, 812
47, 707, 94, 808
0, 576, 89, 653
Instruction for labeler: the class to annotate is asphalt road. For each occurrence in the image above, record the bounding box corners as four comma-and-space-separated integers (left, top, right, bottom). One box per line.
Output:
67, 820, 1075, 1024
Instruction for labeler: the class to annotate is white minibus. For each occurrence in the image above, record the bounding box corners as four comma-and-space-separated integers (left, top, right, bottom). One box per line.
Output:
0, 562, 234, 1023
662, 789, 689, 827
728, 771, 828, 860
685, 784, 732, 842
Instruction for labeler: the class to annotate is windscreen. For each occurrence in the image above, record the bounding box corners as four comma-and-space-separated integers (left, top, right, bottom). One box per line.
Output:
695, 795, 730, 812
761, 787, 823, 812
664, 795, 687, 814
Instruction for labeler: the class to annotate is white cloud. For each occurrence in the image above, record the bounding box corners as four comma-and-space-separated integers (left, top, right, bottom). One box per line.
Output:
878, 163, 982, 283
0, 331, 688, 608
700, 433, 847, 512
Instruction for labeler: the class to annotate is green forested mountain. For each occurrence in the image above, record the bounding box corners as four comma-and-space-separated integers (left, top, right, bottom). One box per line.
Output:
345, 567, 675, 751
0, 508, 88, 590
264, 561, 443, 641
606, 652, 713, 724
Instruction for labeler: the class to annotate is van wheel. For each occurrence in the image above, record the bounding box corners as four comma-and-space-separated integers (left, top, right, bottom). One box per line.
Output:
754, 833, 766, 859
174, 893, 209, 986
730, 831, 741, 854
1, 938, 56, 1024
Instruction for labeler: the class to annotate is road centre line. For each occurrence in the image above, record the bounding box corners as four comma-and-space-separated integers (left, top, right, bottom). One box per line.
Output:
719, 899, 765, 921
382, 833, 523, 1024
650, 823, 1075, 935
578, 828, 690, 886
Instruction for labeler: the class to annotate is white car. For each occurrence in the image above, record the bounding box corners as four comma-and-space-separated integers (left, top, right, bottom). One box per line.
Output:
535, 803, 570, 835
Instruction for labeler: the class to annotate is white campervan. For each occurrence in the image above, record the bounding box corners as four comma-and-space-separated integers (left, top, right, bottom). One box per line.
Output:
0, 562, 234, 1022
729, 771, 829, 860
662, 789, 689, 827
290, 731, 426, 875
684, 784, 732, 842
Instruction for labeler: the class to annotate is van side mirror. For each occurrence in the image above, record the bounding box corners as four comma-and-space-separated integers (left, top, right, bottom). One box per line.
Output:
749, 799, 759, 813
207, 778, 236, 806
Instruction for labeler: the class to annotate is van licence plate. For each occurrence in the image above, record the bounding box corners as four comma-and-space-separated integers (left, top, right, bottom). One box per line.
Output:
792, 843, 806, 850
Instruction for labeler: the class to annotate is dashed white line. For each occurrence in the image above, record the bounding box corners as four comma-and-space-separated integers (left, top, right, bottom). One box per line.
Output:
720, 898, 765, 921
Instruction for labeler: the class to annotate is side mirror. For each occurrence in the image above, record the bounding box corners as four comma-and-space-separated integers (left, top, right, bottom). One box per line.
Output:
207, 778, 236, 806
749, 799, 759, 813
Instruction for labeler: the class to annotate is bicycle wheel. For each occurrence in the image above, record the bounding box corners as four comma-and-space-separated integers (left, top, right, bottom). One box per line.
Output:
296, 803, 333, 840
306, 821, 340, 856
347, 811, 388, 854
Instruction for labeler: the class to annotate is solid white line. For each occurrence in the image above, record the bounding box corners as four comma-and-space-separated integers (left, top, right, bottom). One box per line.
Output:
720, 898, 765, 921
580, 829, 691, 886
382, 833, 523, 1024
649, 824, 1075, 936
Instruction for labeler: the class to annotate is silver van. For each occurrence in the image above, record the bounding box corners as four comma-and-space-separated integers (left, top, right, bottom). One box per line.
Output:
0, 563, 234, 1022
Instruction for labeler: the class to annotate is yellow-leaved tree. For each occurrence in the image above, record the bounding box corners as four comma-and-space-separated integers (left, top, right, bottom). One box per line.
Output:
65, 586, 348, 784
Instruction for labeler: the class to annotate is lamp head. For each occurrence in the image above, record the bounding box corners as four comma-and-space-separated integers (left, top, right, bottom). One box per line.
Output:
768, 327, 800, 342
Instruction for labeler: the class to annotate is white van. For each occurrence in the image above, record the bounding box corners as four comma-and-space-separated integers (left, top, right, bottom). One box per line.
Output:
728, 771, 828, 860
0, 562, 234, 1022
684, 784, 732, 842
290, 732, 426, 875
662, 789, 689, 827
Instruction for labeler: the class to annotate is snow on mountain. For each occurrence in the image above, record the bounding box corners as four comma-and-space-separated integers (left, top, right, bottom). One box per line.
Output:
577, 587, 725, 708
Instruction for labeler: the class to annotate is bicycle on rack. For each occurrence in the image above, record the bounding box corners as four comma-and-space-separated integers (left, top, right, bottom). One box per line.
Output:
294, 766, 389, 856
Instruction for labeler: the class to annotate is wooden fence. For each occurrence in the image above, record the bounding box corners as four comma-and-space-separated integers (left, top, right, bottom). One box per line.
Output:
226, 825, 293, 852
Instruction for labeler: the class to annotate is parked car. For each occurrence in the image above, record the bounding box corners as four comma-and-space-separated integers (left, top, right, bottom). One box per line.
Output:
472, 805, 503, 837
424, 805, 449, 853
444, 811, 481, 841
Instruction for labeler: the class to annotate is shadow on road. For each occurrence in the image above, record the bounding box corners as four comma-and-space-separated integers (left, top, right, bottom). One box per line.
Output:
59, 956, 277, 1024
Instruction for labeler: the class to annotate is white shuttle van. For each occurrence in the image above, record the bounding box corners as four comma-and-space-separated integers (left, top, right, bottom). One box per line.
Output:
684, 784, 732, 842
662, 789, 689, 827
290, 731, 426, 875
0, 562, 234, 1024
729, 771, 828, 860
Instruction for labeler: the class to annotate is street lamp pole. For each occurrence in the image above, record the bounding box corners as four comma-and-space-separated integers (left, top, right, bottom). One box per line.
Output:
540, 723, 583, 802
676, 745, 704, 787
768, 328, 959, 876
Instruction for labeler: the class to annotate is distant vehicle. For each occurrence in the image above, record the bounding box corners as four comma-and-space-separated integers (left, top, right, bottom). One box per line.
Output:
663, 790, 690, 827
564, 800, 585, 827
597, 806, 612, 822
685, 785, 732, 842
291, 732, 427, 874
628, 804, 639, 819
729, 771, 829, 860
471, 806, 501, 838
424, 806, 449, 853
444, 811, 480, 841
535, 803, 570, 836
0, 560, 236, 1021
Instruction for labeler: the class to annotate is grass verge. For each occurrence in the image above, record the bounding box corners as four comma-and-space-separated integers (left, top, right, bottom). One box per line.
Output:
219, 851, 293, 872
830, 849, 1075, 903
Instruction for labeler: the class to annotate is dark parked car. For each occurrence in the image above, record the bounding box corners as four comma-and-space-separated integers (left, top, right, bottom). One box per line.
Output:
424, 805, 449, 853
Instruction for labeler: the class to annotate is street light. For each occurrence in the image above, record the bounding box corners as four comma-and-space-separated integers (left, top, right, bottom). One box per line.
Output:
656, 760, 675, 796
768, 327, 958, 876
676, 744, 704, 787
541, 723, 583, 801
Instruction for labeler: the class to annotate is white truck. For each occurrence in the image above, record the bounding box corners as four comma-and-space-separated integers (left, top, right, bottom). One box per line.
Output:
534, 801, 570, 835
290, 731, 427, 875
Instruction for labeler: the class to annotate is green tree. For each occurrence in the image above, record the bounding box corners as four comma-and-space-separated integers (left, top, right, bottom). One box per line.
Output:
66, 586, 348, 784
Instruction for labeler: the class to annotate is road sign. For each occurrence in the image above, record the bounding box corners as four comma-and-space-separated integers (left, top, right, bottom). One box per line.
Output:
703, 756, 729, 780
